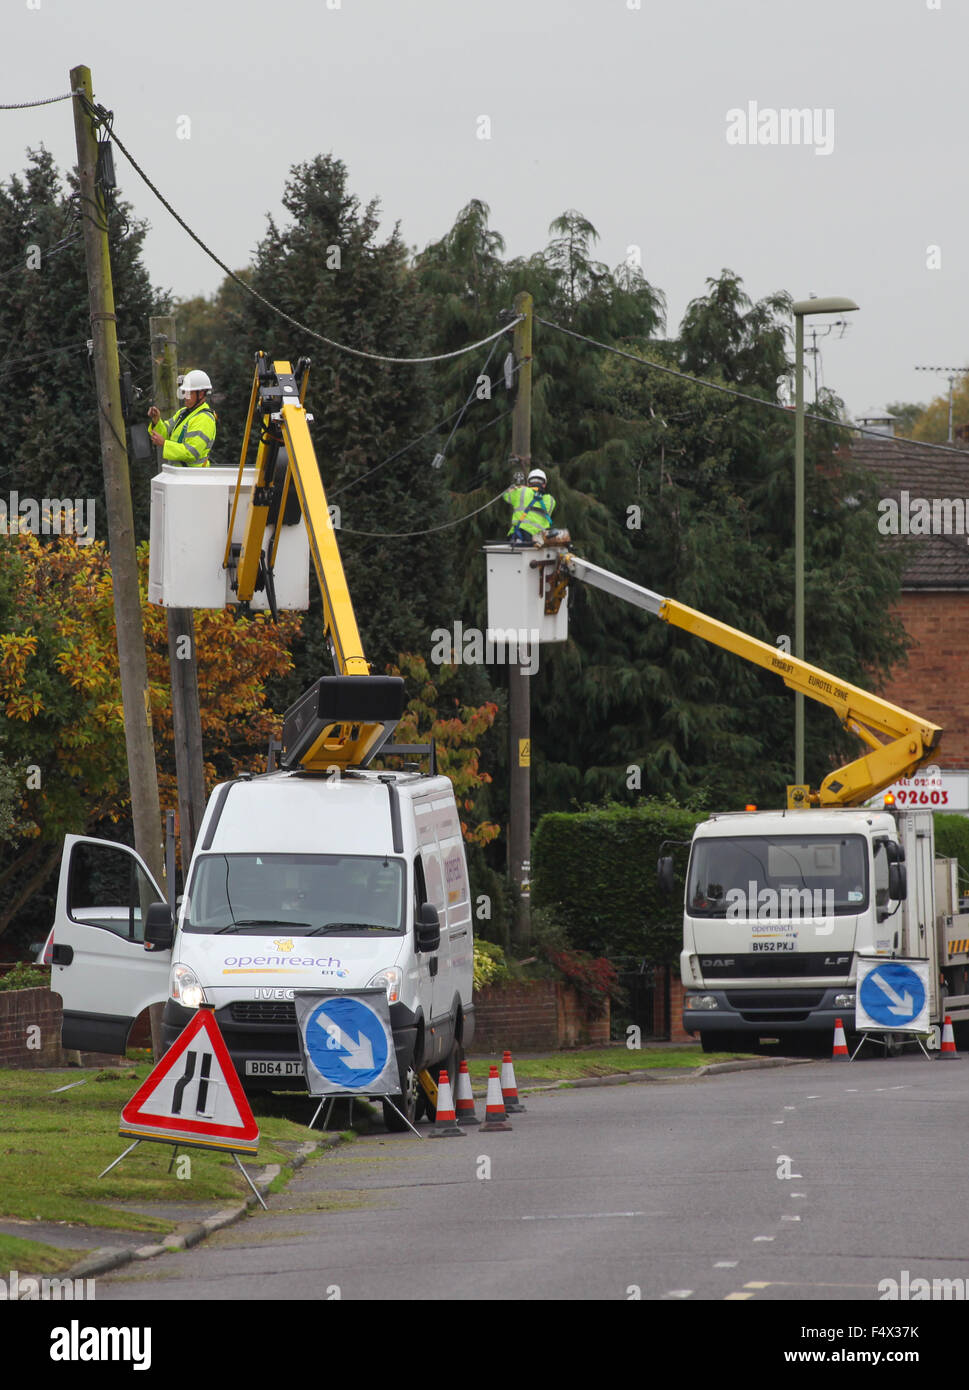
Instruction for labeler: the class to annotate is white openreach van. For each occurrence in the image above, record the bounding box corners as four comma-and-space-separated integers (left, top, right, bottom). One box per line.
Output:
51, 767, 475, 1128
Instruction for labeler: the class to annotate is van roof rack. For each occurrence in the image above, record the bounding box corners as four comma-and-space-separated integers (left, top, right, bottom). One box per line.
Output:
371, 742, 438, 776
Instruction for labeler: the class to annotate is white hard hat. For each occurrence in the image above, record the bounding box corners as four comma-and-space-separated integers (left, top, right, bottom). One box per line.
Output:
181, 369, 212, 394
527, 467, 547, 486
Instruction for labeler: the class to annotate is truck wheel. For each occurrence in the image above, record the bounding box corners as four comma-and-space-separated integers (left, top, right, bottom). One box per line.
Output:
383, 1066, 420, 1132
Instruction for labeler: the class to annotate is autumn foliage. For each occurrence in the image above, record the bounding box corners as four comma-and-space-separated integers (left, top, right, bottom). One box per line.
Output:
385, 653, 499, 848
0, 535, 501, 937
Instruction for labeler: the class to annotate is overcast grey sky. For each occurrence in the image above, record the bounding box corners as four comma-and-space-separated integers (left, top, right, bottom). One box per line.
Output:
3, 0, 966, 420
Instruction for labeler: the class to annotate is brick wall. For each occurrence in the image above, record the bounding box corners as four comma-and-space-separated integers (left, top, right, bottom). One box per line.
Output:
0, 987, 126, 1069
668, 975, 694, 1044
652, 966, 694, 1044
473, 980, 610, 1052
0, 987, 64, 1067
884, 593, 969, 766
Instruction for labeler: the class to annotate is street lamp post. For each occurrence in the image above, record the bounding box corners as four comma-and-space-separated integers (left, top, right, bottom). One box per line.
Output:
791, 296, 859, 794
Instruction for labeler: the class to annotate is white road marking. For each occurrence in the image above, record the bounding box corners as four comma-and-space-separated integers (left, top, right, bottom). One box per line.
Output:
521, 1211, 647, 1221
781, 1214, 801, 1221
714, 1261, 738, 1268
753, 1235, 775, 1242
665, 1289, 693, 1299
725, 1291, 754, 1300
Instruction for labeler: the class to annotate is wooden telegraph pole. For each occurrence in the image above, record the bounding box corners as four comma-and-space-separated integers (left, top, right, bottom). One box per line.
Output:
150, 318, 207, 876
71, 66, 164, 889
508, 291, 533, 949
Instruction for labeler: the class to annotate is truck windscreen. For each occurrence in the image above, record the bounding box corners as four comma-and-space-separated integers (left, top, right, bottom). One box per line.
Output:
686, 834, 868, 918
182, 853, 406, 935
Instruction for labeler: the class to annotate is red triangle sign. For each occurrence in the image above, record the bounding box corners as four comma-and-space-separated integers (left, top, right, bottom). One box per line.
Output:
121, 1008, 259, 1154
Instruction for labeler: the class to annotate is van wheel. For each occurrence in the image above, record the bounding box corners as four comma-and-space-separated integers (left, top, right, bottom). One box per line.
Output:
383, 1067, 420, 1132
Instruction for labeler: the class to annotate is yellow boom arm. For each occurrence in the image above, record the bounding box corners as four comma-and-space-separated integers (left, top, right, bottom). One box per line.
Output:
563, 553, 942, 807
226, 354, 403, 772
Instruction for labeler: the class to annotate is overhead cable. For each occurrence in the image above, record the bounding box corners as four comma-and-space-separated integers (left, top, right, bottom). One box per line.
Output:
0, 94, 73, 109
339, 490, 505, 539
536, 315, 969, 456
74, 91, 521, 366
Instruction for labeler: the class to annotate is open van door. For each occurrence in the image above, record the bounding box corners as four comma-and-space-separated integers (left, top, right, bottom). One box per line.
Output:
51, 836, 171, 1055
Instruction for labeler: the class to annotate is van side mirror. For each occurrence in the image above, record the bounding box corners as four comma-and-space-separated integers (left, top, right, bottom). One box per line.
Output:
145, 901, 174, 951
657, 856, 675, 896
888, 863, 907, 902
416, 902, 440, 953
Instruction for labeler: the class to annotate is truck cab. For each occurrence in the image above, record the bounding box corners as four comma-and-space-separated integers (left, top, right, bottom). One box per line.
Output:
679, 808, 915, 1050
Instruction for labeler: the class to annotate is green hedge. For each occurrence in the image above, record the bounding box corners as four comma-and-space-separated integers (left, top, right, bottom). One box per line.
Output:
934, 813, 969, 889
531, 802, 704, 963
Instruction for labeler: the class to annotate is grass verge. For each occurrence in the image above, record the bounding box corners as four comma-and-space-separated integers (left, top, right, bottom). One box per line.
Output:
468, 1044, 756, 1083
0, 1064, 312, 1232
0, 1233, 88, 1274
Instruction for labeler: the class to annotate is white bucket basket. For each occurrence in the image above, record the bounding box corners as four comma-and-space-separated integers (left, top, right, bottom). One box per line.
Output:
483, 544, 569, 645
148, 465, 310, 610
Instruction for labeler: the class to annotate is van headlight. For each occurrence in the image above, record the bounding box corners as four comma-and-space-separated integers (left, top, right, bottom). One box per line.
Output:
368, 967, 402, 1004
171, 963, 206, 1009
686, 993, 720, 1011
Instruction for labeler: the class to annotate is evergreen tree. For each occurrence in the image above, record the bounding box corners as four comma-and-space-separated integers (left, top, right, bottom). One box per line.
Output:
0, 147, 166, 541
176, 155, 458, 707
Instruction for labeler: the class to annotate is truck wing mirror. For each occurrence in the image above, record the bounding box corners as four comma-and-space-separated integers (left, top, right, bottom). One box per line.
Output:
416, 902, 441, 953
144, 901, 174, 951
888, 863, 907, 902
657, 856, 675, 896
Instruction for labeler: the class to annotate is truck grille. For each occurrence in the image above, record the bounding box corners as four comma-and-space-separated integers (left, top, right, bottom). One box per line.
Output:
699, 953, 852, 978
229, 1001, 298, 1025
725, 991, 826, 1010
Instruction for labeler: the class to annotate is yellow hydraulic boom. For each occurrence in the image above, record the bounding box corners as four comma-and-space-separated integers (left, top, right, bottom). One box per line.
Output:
225, 353, 403, 772
560, 552, 942, 808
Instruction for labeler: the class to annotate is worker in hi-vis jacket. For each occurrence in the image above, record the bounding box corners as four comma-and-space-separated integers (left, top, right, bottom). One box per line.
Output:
148, 368, 217, 466
504, 467, 556, 543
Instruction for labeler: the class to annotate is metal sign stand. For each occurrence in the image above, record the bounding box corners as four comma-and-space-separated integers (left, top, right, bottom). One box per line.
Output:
850, 1031, 932, 1062
98, 1137, 268, 1209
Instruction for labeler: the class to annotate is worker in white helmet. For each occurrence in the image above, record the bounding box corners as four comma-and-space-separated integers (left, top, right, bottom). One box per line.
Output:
148, 368, 217, 467
504, 466, 556, 543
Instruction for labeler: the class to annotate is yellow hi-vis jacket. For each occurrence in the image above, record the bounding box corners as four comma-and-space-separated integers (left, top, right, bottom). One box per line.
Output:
155, 400, 217, 467
503, 483, 556, 537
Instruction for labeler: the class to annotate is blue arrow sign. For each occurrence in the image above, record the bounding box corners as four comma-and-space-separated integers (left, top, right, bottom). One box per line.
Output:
858, 961, 926, 1029
304, 997, 390, 1090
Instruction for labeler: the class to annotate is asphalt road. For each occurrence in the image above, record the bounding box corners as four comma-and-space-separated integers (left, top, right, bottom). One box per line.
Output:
95, 1055, 969, 1305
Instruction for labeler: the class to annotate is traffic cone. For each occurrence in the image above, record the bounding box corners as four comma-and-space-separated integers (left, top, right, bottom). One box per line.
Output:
427, 1069, 465, 1137
455, 1059, 480, 1124
479, 1064, 513, 1132
936, 1015, 960, 1059
500, 1050, 526, 1113
832, 1017, 849, 1061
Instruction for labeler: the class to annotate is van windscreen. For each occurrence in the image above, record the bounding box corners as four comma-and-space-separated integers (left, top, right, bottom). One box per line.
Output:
183, 853, 405, 935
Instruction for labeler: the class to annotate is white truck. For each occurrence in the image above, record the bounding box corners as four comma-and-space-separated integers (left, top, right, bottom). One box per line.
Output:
527, 545, 966, 1053
48, 354, 476, 1126
675, 805, 969, 1052
51, 766, 475, 1127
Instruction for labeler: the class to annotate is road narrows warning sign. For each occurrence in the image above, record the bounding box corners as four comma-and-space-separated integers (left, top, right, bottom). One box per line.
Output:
120, 1008, 259, 1155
